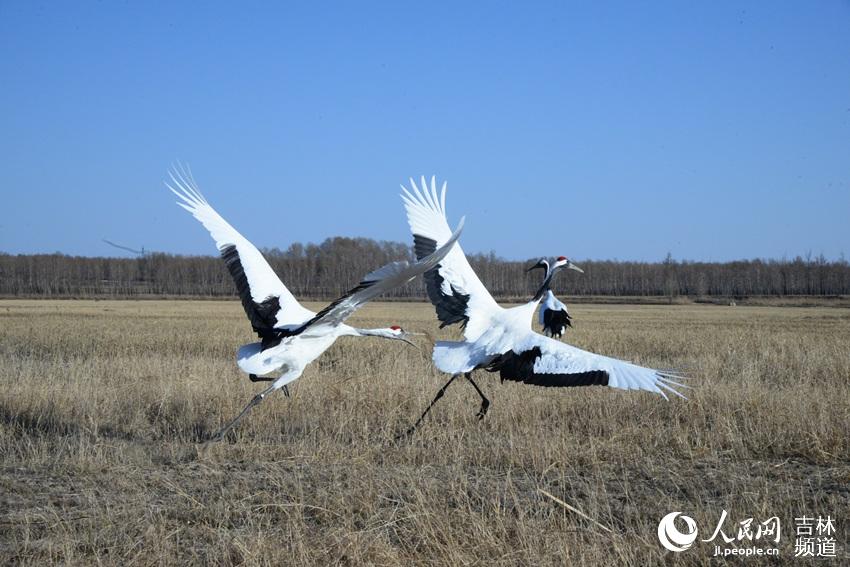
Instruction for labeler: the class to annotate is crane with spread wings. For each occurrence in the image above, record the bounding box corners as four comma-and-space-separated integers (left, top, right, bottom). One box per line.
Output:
168, 166, 464, 440
399, 177, 687, 436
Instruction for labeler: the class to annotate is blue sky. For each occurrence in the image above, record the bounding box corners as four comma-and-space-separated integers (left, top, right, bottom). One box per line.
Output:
1, 2, 848, 262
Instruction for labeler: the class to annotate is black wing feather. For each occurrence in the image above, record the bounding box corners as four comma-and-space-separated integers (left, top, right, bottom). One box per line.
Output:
414, 234, 470, 329
486, 347, 609, 388
221, 245, 281, 346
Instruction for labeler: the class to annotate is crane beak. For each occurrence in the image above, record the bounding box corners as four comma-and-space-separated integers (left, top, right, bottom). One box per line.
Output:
398, 332, 422, 349
567, 261, 584, 273
526, 260, 547, 273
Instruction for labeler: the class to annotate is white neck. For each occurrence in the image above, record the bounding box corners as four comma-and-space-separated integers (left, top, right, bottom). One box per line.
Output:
340, 326, 394, 339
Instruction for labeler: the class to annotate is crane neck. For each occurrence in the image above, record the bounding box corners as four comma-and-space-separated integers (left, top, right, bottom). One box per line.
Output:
349, 327, 392, 339
532, 264, 556, 302
337, 325, 365, 337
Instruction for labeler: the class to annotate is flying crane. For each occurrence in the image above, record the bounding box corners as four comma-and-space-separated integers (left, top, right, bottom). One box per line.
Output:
399, 177, 687, 436
168, 166, 464, 440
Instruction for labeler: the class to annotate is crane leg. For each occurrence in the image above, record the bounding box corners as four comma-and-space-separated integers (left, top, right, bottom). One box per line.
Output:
398, 373, 460, 439
465, 372, 490, 420
209, 383, 277, 442
249, 375, 290, 397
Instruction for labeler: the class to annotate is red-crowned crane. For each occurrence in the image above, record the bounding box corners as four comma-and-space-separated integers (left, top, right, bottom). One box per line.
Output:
167, 166, 464, 440
527, 258, 574, 338
399, 176, 687, 436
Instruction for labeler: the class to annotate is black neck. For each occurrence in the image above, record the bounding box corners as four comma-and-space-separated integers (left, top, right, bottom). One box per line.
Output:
532, 263, 555, 302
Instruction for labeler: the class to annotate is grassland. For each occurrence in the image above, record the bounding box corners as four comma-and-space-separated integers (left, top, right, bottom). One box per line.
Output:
1, 299, 848, 565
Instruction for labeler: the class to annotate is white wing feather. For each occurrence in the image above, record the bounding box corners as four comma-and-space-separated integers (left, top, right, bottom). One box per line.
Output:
401, 176, 501, 340
515, 332, 687, 399
166, 165, 315, 328
300, 218, 465, 331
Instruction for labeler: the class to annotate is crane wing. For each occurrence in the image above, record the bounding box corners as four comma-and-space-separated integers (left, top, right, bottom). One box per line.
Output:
401, 176, 501, 340
488, 332, 687, 399
291, 217, 465, 334
167, 165, 316, 337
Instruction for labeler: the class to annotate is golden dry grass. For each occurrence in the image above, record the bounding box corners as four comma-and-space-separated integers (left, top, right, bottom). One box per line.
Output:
1, 299, 848, 565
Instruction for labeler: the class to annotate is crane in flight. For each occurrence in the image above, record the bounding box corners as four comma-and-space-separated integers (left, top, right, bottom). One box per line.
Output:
399, 177, 687, 436
168, 166, 464, 440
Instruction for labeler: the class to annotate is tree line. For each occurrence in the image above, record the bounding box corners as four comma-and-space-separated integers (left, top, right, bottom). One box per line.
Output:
1, 239, 849, 300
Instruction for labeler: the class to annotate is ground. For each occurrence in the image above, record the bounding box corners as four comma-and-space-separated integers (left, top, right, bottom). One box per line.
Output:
1, 300, 848, 565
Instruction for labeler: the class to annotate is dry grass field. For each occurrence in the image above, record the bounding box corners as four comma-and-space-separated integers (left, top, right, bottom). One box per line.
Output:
1, 299, 848, 565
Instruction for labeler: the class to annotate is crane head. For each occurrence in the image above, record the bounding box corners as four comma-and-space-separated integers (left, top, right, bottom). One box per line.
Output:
386, 325, 419, 348
356, 325, 420, 347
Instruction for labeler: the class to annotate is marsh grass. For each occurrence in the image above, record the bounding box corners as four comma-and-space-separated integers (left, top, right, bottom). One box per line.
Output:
1, 300, 848, 565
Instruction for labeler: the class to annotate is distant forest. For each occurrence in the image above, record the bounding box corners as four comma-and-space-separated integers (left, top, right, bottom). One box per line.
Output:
2, 237, 849, 300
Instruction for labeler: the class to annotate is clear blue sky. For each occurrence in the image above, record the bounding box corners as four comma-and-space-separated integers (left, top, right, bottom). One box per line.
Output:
1, 2, 848, 262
